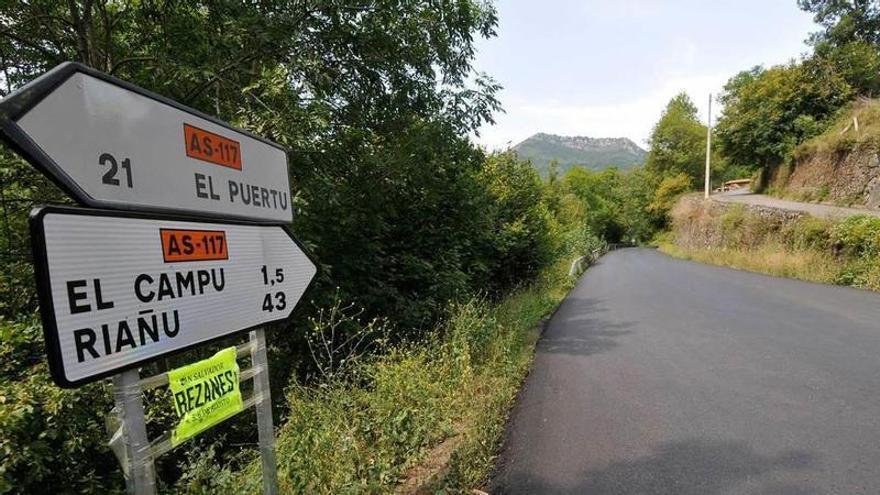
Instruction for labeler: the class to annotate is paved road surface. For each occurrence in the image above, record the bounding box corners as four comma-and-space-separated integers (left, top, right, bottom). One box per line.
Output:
713, 190, 880, 219
491, 248, 880, 494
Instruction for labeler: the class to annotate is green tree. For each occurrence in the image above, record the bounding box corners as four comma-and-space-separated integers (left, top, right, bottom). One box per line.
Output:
0, 1, 515, 492
645, 93, 707, 183
559, 166, 665, 244
799, 0, 880, 97
0, 1, 501, 136
615, 168, 663, 243
295, 120, 493, 333
715, 60, 851, 171
648, 172, 693, 224
814, 41, 880, 96
562, 167, 622, 241
0, 0, 507, 330
474, 152, 554, 294
799, 0, 880, 48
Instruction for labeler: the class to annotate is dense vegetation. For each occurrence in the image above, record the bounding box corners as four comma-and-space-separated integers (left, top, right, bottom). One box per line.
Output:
710, 0, 880, 184
0, 2, 677, 494
656, 1, 880, 291
192, 263, 578, 493
5, 0, 871, 492
663, 199, 880, 291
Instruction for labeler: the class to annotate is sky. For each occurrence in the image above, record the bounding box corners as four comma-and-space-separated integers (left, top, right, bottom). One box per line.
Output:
472, 0, 820, 150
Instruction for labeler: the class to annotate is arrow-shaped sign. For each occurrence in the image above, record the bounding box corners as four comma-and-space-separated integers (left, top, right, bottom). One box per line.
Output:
30, 206, 317, 387
0, 62, 292, 223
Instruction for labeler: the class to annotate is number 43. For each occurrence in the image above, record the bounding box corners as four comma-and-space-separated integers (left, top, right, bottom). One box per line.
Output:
262, 292, 286, 312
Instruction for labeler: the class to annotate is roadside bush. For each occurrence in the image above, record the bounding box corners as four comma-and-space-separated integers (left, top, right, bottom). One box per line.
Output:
475, 152, 556, 294
197, 343, 457, 494
717, 204, 788, 249
783, 216, 834, 250
0, 319, 120, 494
829, 215, 880, 288
664, 198, 880, 292
648, 172, 693, 223
719, 205, 747, 243
561, 225, 606, 259
207, 283, 563, 494
830, 215, 880, 257
169, 247, 578, 495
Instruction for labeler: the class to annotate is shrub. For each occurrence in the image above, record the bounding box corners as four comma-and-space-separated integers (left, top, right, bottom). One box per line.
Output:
214, 290, 556, 494
831, 215, 880, 257
476, 152, 555, 294
648, 172, 693, 222
783, 216, 834, 250
0, 318, 120, 494
719, 205, 747, 243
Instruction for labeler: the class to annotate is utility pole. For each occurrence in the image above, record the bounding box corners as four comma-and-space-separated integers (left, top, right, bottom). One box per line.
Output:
704, 93, 712, 198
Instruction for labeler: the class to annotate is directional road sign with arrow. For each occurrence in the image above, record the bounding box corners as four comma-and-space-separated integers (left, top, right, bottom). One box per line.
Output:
0, 62, 292, 223
30, 206, 316, 387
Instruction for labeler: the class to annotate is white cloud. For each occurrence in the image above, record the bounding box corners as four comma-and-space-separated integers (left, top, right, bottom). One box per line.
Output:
474, 72, 728, 152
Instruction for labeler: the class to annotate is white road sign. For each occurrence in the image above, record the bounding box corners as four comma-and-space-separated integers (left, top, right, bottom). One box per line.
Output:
0, 62, 292, 223
30, 207, 317, 387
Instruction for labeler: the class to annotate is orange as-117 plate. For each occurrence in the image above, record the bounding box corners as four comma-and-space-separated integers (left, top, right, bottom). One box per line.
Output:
160, 229, 228, 262
183, 124, 242, 170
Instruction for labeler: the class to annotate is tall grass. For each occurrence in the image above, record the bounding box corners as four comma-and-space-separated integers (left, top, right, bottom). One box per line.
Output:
661, 199, 880, 291
795, 98, 880, 157
659, 242, 843, 284
175, 258, 575, 494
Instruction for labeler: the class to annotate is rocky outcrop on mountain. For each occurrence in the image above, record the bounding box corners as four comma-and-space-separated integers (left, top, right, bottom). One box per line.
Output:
512, 133, 646, 176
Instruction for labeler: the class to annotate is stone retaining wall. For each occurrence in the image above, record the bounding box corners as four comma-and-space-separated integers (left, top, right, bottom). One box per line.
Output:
773, 148, 880, 208
670, 195, 808, 250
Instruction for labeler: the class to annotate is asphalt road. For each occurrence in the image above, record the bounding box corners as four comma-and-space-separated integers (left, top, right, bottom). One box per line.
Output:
713, 190, 880, 220
491, 248, 880, 495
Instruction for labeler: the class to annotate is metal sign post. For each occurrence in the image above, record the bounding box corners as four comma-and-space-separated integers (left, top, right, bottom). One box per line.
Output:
250, 328, 279, 495
106, 338, 282, 495
113, 369, 157, 495
0, 62, 318, 494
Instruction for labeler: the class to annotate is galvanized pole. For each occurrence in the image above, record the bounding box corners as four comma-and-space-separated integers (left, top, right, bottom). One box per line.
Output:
250, 328, 279, 495
113, 369, 156, 495
705, 93, 713, 198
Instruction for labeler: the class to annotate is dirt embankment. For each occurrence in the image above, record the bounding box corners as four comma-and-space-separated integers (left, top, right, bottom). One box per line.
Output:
767, 99, 880, 208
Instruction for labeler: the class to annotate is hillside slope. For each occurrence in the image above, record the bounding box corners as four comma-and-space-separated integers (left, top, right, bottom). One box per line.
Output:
766, 99, 880, 209
513, 133, 646, 176
662, 193, 880, 292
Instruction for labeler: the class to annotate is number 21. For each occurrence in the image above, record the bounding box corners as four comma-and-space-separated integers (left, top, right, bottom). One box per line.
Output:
100, 153, 133, 188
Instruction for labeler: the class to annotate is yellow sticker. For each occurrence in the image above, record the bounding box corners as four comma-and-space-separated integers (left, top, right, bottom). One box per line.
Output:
169, 347, 243, 446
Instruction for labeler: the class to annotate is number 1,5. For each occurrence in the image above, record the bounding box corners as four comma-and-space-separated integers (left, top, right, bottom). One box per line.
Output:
261, 265, 284, 285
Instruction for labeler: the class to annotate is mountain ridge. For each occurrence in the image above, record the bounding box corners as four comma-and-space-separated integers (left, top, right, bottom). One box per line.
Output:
512, 133, 647, 176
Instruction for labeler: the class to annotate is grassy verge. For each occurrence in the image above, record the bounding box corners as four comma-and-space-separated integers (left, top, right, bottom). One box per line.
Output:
658, 241, 843, 284
178, 257, 576, 494
659, 198, 880, 291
